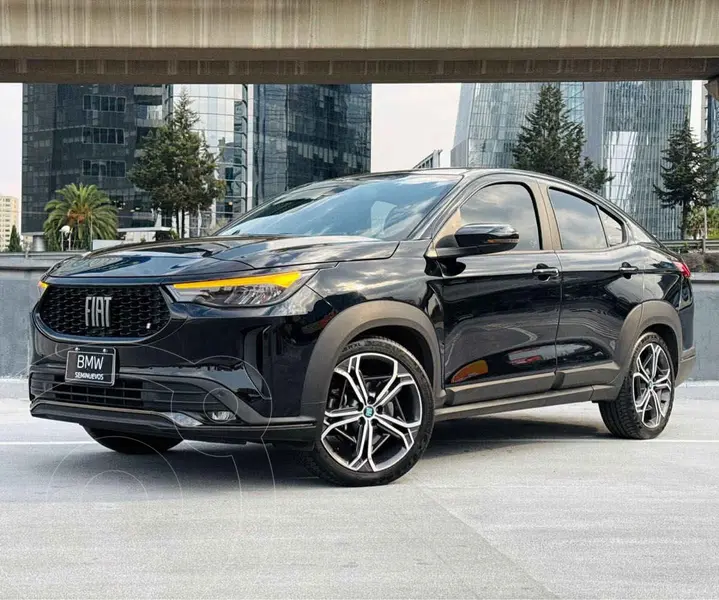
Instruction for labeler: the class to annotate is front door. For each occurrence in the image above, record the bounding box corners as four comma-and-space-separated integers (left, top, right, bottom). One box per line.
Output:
430, 179, 561, 405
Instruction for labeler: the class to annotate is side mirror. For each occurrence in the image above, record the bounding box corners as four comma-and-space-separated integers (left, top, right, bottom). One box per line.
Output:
434, 223, 519, 258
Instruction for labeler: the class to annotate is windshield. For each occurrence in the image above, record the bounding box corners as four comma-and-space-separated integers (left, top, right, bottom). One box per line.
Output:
218, 173, 461, 240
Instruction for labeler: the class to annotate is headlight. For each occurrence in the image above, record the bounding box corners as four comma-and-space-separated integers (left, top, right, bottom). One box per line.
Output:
37, 280, 49, 299
167, 271, 314, 307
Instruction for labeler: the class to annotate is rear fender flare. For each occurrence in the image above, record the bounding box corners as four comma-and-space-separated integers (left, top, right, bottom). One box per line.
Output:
609, 300, 682, 391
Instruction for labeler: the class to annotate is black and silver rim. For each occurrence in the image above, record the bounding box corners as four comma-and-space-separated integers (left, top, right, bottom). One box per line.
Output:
633, 342, 673, 429
321, 353, 423, 473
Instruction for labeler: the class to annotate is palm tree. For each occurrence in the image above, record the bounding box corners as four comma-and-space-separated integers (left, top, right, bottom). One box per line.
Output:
44, 184, 118, 250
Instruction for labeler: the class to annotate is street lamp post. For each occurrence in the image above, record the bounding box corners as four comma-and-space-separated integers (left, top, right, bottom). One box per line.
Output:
60, 225, 71, 251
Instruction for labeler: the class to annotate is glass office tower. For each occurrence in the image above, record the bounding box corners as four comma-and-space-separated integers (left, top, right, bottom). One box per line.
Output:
451, 82, 584, 169
22, 84, 164, 233
165, 85, 250, 225
600, 81, 691, 239
23, 83, 371, 238
252, 84, 371, 204
451, 81, 692, 239
708, 93, 719, 155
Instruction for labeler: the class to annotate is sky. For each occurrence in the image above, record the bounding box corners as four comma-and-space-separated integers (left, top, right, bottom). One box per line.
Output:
0, 80, 706, 200
371, 84, 461, 171
0, 84, 22, 199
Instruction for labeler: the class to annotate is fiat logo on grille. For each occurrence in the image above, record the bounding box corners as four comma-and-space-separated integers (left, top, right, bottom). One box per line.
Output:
85, 296, 112, 328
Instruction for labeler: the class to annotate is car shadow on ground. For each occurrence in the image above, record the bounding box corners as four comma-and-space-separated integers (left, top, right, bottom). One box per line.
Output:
33, 415, 612, 493
423, 414, 609, 460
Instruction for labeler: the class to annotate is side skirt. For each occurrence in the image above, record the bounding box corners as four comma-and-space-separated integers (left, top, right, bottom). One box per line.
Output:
435, 385, 614, 422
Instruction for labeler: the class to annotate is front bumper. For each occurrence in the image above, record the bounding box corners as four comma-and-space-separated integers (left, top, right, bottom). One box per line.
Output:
30, 400, 316, 444
29, 285, 336, 443
28, 367, 318, 444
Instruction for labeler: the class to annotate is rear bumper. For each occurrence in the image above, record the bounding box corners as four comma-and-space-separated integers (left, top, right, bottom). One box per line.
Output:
676, 347, 696, 386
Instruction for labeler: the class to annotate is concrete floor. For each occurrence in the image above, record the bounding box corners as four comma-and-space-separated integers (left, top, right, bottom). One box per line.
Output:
1, 380, 718, 599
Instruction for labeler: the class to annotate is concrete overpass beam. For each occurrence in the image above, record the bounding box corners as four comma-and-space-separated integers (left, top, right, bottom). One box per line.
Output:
0, 0, 718, 83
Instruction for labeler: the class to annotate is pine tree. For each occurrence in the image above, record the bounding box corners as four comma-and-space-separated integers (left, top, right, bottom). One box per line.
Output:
129, 88, 225, 238
6, 224, 22, 252
512, 84, 612, 193
654, 119, 719, 239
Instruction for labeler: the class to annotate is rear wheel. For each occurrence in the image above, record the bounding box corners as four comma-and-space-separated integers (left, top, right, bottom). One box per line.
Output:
84, 427, 181, 454
599, 332, 675, 440
301, 337, 434, 486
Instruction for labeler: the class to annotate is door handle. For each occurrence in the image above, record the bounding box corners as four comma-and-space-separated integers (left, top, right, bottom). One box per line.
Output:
619, 263, 639, 275
532, 265, 559, 279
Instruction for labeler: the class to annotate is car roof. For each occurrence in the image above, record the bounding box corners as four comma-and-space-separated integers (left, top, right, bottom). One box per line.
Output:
332, 168, 474, 180
362, 168, 610, 200
297, 168, 599, 190
346, 168, 586, 188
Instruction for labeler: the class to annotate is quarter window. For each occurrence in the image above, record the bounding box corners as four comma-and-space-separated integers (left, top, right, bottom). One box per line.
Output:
599, 208, 624, 247
456, 183, 541, 251
548, 189, 607, 250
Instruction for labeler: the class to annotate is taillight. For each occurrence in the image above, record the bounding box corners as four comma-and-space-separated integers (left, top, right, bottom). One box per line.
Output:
673, 261, 691, 279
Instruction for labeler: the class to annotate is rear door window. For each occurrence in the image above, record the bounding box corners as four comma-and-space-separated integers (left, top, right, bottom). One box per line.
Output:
548, 189, 607, 250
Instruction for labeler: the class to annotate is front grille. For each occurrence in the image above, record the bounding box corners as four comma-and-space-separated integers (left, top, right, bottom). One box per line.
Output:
30, 372, 229, 415
39, 285, 170, 338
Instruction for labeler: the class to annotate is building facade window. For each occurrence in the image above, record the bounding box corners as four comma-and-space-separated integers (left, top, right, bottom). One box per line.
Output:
82, 160, 126, 177
83, 95, 126, 112
82, 127, 125, 145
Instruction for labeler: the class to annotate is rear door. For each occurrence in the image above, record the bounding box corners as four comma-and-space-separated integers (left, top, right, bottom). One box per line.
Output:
429, 175, 562, 404
542, 184, 645, 387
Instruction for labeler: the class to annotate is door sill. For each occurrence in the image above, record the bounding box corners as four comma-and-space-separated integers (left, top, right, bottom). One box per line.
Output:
445, 371, 556, 406
435, 386, 604, 422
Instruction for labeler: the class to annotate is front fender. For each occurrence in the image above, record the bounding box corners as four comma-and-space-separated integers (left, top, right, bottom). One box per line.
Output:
300, 300, 442, 438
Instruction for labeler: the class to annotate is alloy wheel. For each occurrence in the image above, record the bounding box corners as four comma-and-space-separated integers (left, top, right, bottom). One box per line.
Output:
632, 342, 673, 429
321, 352, 423, 473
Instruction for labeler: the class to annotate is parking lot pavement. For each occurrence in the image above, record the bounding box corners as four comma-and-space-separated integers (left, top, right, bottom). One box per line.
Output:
1, 381, 718, 599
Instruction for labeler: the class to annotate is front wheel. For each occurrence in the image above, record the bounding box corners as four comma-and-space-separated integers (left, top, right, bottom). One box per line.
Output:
301, 337, 434, 486
84, 427, 182, 454
599, 332, 675, 440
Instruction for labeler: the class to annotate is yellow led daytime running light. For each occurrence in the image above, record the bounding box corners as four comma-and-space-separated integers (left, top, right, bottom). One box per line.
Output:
172, 271, 301, 290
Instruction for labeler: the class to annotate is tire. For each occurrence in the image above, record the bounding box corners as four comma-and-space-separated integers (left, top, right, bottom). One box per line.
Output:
301, 336, 435, 486
599, 332, 675, 440
84, 427, 181, 454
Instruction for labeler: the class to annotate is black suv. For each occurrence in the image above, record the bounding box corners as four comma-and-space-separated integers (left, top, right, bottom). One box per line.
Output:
30, 169, 695, 486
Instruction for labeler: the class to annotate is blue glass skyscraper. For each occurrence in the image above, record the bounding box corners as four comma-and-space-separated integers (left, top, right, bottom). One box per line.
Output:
252, 84, 371, 205
451, 81, 693, 239
451, 82, 584, 169
22, 84, 164, 234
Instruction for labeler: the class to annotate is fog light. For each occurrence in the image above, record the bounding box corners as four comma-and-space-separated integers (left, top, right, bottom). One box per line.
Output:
208, 410, 235, 422
165, 412, 202, 427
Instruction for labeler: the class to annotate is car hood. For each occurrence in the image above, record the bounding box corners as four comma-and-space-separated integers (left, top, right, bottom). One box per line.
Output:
45, 235, 399, 280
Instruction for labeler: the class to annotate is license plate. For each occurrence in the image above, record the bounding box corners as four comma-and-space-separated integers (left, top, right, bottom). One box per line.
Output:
65, 347, 116, 386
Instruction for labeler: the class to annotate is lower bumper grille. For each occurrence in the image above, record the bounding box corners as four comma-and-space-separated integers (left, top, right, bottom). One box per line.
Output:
30, 372, 230, 416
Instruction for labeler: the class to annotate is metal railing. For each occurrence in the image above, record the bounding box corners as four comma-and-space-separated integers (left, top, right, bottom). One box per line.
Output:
659, 239, 719, 252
